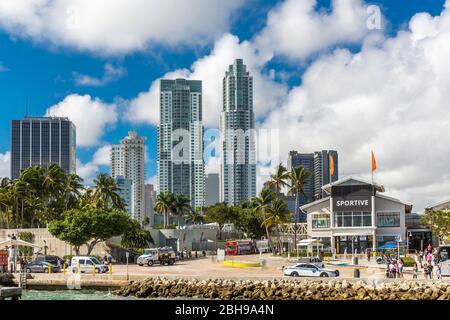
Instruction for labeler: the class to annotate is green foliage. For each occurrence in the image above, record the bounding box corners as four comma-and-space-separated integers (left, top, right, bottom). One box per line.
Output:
233, 208, 265, 239
18, 231, 34, 258
121, 219, 153, 251
153, 224, 177, 229
401, 257, 416, 267
422, 209, 450, 242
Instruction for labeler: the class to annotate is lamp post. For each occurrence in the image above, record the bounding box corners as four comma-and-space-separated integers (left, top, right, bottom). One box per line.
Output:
407, 232, 412, 256
352, 236, 357, 264
397, 236, 402, 259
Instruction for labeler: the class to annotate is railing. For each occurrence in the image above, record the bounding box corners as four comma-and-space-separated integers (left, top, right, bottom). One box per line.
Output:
279, 223, 308, 236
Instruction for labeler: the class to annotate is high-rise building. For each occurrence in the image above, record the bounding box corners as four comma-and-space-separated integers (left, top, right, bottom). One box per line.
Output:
11, 117, 76, 179
313, 150, 338, 200
287, 150, 339, 208
205, 173, 220, 207
145, 184, 157, 227
220, 59, 256, 205
115, 176, 133, 214
111, 131, 146, 221
158, 79, 205, 209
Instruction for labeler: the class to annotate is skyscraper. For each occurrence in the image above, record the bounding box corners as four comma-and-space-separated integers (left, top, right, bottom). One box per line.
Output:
111, 131, 146, 221
205, 173, 220, 206
144, 184, 157, 227
287, 151, 315, 206
313, 150, 338, 200
115, 176, 133, 214
158, 79, 205, 209
220, 59, 256, 205
11, 117, 76, 179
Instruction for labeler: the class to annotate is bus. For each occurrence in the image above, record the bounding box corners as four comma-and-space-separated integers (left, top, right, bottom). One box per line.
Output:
437, 245, 450, 277
225, 240, 255, 255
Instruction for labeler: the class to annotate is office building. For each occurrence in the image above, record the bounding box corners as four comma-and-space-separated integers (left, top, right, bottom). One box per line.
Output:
287, 151, 315, 206
314, 150, 339, 200
111, 131, 146, 221
11, 117, 76, 179
205, 173, 220, 206
158, 79, 205, 209
145, 184, 157, 226
220, 59, 256, 205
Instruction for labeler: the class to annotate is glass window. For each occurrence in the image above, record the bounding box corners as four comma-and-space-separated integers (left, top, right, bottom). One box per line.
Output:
312, 214, 330, 229
377, 212, 400, 227
334, 211, 372, 227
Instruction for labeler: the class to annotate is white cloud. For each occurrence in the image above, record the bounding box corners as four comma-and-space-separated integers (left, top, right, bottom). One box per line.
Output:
0, 0, 244, 55
0, 152, 10, 178
125, 33, 288, 127
77, 145, 111, 183
45, 94, 118, 147
145, 175, 158, 191
254, 0, 376, 61
259, 2, 450, 211
73, 63, 126, 86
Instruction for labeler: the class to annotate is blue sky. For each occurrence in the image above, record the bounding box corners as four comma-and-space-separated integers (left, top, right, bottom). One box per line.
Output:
0, 0, 448, 210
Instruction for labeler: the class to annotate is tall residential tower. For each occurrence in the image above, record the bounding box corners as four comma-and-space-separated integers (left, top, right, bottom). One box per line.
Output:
111, 131, 146, 221
220, 59, 256, 205
11, 117, 76, 179
158, 79, 205, 209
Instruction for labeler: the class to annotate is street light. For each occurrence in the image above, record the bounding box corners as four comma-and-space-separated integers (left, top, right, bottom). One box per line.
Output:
397, 236, 402, 259
352, 236, 357, 264
407, 232, 412, 256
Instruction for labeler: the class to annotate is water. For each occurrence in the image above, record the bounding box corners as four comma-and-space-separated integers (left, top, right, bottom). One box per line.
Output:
22, 289, 138, 300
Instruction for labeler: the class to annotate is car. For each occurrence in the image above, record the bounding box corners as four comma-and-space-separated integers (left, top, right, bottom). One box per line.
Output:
70, 256, 108, 273
34, 254, 65, 266
297, 257, 324, 268
283, 263, 339, 278
25, 261, 61, 273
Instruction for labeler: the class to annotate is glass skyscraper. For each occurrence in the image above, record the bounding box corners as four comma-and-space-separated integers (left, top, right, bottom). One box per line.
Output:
10, 117, 76, 179
157, 79, 205, 209
220, 59, 256, 205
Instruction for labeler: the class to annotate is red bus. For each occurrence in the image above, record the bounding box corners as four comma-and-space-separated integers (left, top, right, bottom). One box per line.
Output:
225, 240, 255, 255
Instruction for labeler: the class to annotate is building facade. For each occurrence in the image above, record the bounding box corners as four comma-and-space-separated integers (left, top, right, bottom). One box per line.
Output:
115, 176, 133, 215
287, 151, 315, 207
302, 177, 407, 254
220, 59, 256, 205
205, 173, 220, 206
313, 150, 339, 200
158, 79, 205, 209
111, 131, 146, 221
145, 184, 157, 227
11, 117, 76, 179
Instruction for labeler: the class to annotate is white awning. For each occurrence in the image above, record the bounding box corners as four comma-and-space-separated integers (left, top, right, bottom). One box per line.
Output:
297, 239, 323, 246
0, 239, 42, 249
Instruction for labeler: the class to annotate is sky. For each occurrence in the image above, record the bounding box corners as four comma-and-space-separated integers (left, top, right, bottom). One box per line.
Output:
0, 0, 449, 211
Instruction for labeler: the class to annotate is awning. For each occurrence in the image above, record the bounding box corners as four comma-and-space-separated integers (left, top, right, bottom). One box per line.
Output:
297, 239, 323, 246
0, 239, 42, 249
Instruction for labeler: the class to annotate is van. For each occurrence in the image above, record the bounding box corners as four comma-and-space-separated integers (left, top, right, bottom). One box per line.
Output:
297, 257, 324, 268
71, 256, 108, 273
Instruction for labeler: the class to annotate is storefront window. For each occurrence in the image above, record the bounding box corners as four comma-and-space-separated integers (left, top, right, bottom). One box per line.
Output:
377, 212, 400, 227
334, 211, 372, 227
312, 214, 330, 229
335, 235, 373, 254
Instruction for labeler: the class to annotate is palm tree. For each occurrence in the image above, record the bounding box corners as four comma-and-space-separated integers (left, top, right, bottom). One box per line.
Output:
93, 173, 125, 211
42, 164, 67, 201
288, 165, 313, 253
0, 189, 11, 228
154, 192, 174, 228
172, 194, 191, 218
11, 179, 29, 228
184, 208, 204, 225
264, 198, 292, 253
65, 174, 84, 210
268, 164, 289, 193
252, 188, 275, 251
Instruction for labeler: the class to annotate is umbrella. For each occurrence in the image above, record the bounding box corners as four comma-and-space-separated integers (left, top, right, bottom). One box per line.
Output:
0, 239, 42, 249
377, 243, 397, 250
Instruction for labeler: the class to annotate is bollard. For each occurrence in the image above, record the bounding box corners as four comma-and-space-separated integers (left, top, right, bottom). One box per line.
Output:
353, 269, 360, 278
48, 264, 52, 274
78, 262, 81, 274
63, 263, 66, 275
109, 263, 112, 274
93, 265, 96, 275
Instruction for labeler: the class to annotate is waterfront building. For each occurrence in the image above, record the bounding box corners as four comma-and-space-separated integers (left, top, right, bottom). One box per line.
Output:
145, 184, 157, 227
302, 177, 408, 254
110, 131, 146, 221
158, 78, 205, 209
205, 173, 220, 206
10, 117, 76, 179
220, 59, 256, 205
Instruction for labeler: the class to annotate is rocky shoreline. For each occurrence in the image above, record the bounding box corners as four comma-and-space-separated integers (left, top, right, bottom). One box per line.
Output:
113, 277, 450, 300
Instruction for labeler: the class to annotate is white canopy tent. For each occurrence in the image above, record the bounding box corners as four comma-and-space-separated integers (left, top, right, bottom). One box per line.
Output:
0, 239, 42, 249
297, 238, 323, 257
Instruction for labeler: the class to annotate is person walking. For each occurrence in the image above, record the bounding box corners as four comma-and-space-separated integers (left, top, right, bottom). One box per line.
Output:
398, 259, 404, 278
428, 263, 434, 279
412, 262, 418, 279
426, 252, 433, 266
417, 252, 423, 268
436, 264, 442, 279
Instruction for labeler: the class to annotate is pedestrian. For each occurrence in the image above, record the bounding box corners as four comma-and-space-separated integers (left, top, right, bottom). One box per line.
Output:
428, 263, 434, 279
389, 261, 396, 278
436, 264, 442, 279
413, 262, 418, 279
418, 251, 423, 268
398, 259, 404, 278
426, 252, 433, 265
427, 243, 432, 254
367, 250, 371, 262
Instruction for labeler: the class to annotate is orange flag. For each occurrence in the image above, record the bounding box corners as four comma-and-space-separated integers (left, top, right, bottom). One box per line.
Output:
329, 153, 335, 177
371, 150, 377, 172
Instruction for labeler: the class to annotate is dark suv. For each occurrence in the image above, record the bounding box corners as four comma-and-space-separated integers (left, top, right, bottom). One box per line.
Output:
34, 255, 64, 266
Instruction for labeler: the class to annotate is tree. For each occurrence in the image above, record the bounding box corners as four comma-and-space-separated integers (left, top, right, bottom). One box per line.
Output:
288, 165, 313, 252
422, 209, 450, 242
263, 198, 292, 253
184, 208, 204, 225
252, 188, 276, 250
64, 174, 84, 211
233, 207, 266, 239
49, 208, 129, 255
172, 194, 192, 217
268, 164, 289, 193
121, 219, 154, 252
92, 173, 125, 211
204, 203, 237, 240
154, 192, 174, 228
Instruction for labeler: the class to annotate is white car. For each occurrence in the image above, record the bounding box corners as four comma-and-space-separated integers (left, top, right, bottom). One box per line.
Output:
284, 263, 339, 278
71, 256, 109, 273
